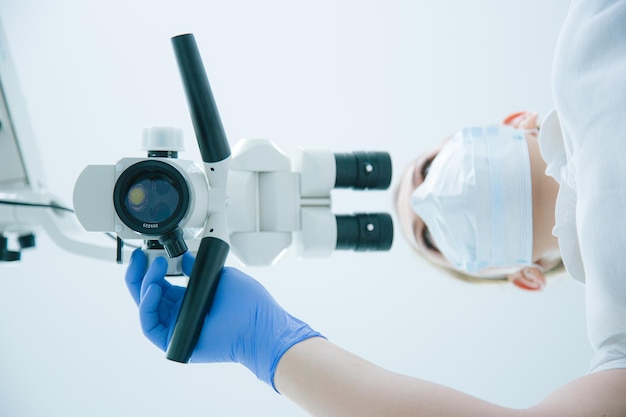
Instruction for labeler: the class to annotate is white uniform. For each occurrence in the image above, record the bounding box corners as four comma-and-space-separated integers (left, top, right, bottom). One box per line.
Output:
540, 0, 626, 373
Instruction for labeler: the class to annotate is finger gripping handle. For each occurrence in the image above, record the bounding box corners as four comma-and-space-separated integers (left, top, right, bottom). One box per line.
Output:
166, 237, 230, 363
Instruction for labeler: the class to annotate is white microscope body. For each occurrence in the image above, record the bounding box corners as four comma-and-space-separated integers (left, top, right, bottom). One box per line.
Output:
1, 30, 392, 363
72, 128, 393, 269
228, 138, 384, 266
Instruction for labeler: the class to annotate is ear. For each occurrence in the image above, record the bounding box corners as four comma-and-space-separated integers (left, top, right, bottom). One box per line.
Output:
507, 266, 546, 291
502, 111, 539, 130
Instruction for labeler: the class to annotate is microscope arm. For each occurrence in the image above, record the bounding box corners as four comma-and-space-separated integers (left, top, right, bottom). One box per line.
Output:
0, 190, 133, 262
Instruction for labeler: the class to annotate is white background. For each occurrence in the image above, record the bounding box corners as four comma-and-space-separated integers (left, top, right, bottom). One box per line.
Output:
0, 1, 590, 416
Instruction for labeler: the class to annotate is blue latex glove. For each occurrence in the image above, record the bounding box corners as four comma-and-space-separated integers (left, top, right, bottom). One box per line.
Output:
125, 249, 322, 390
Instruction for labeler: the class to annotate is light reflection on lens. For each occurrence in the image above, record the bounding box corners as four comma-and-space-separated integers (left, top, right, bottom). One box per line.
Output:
128, 185, 147, 207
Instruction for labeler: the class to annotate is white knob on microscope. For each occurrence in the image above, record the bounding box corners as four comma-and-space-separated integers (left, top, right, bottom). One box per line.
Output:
141, 126, 185, 152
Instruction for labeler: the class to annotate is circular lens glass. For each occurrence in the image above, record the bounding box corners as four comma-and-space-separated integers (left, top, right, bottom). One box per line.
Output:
113, 160, 190, 235
124, 177, 180, 223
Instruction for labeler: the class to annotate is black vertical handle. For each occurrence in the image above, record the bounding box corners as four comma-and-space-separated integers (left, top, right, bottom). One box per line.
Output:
166, 33, 232, 363
171, 34, 231, 163
166, 237, 230, 362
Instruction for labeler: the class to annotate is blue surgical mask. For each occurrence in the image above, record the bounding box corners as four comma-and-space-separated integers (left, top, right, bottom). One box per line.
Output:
411, 126, 533, 276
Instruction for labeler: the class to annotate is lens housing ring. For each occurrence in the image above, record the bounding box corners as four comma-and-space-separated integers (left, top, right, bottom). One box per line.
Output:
113, 160, 190, 235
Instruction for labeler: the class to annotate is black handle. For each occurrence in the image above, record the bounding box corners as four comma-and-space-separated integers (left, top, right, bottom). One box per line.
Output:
167, 34, 232, 362
166, 237, 230, 363
171, 34, 231, 163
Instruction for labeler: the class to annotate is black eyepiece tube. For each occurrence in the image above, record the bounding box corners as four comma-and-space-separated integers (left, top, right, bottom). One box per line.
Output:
335, 213, 393, 251
171, 34, 231, 163
166, 237, 230, 363
335, 152, 392, 190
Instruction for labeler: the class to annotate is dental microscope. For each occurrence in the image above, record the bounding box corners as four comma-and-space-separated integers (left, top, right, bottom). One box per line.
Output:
1, 31, 393, 364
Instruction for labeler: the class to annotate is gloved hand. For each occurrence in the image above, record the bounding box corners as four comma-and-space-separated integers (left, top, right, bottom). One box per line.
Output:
125, 248, 323, 390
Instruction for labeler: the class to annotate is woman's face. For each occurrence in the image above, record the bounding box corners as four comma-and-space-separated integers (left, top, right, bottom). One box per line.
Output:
395, 119, 561, 279
395, 141, 451, 268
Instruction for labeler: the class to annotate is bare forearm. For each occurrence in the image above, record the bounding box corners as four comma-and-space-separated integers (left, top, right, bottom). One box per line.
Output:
275, 337, 626, 417
274, 337, 521, 417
